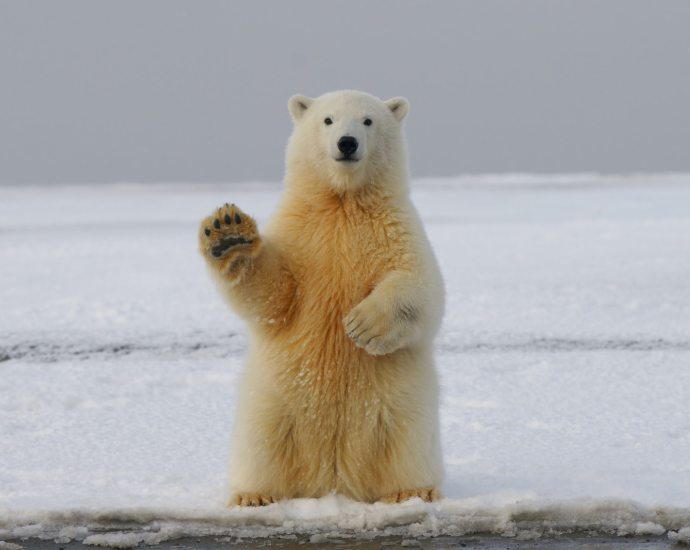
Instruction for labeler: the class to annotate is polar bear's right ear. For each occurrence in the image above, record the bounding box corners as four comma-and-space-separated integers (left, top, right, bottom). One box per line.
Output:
288, 95, 314, 121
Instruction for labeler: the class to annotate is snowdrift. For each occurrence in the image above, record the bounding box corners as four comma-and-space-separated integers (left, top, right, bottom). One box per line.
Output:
2, 496, 690, 546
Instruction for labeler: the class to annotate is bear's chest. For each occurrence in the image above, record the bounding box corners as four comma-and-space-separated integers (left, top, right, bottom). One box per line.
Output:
294, 209, 400, 296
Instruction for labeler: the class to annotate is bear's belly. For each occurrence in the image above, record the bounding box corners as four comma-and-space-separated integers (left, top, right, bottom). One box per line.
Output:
276, 284, 380, 394
259, 277, 397, 422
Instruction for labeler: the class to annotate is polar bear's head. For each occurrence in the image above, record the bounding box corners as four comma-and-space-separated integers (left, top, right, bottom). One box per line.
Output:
286, 90, 409, 193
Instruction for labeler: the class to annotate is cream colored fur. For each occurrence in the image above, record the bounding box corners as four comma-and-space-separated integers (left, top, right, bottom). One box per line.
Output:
198, 90, 444, 505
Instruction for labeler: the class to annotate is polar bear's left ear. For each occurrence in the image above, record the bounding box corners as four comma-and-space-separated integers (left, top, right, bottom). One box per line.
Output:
385, 97, 409, 122
289, 94, 314, 122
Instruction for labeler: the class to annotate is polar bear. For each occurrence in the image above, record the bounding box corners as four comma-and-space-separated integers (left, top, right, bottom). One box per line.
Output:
198, 90, 444, 506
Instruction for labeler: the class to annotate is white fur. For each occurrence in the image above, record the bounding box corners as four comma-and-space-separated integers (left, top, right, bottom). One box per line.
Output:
286, 90, 410, 194
208, 91, 445, 504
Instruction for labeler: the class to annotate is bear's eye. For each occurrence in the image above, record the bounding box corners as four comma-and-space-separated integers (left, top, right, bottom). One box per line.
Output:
324, 118, 333, 125
364, 118, 373, 126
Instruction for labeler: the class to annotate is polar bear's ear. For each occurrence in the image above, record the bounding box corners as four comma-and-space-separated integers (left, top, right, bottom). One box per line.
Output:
385, 97, 409, 122
289, 94, 314, 121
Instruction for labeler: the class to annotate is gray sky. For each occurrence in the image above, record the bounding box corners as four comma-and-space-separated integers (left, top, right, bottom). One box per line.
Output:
1, 0, 689, 184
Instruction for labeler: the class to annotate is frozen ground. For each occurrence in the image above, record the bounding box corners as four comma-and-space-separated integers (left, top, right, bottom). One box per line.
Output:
1, 175, 689, 546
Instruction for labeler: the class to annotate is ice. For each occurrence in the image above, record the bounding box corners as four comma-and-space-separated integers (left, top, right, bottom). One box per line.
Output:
83, 533, 149, 549
82, 527, 183, 548
670, 527, 690, 545
1, 175, 689, 543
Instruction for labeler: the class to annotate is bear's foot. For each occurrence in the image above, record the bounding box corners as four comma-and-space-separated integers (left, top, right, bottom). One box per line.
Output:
199, 204, 261, 273
379, 488, 440, 504
229, 493, 279, 507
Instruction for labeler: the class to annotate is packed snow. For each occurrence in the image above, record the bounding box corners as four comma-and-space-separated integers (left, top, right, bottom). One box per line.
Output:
1, 175, 689, 545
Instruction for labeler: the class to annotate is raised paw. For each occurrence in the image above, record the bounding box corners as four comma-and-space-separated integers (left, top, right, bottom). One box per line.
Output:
199, 203, 261, 266
379, 488, 440, 504
229, 493, 279, 507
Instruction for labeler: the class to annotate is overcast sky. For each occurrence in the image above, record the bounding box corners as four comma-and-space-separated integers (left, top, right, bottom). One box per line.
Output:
1, 0, 689, 184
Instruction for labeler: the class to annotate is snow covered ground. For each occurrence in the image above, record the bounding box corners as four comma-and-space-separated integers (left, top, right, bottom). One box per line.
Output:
1, 175, 690, 545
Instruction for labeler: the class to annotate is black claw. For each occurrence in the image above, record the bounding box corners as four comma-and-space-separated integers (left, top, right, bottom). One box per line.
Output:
214, 218, 221, 229
224, 213, 232, 224
235, 212, 241, 224
204, 227, 211, 236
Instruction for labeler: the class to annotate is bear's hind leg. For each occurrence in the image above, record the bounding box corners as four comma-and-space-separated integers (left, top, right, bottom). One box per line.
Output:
229, 493, 280, 507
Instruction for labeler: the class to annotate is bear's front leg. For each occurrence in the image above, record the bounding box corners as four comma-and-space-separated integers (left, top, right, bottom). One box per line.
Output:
198, 203, 262, 283
343, 271, 429, 356
199, 204, 297, 329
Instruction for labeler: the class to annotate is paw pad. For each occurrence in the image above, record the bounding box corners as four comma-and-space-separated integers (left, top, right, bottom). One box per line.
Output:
200, 204, 259, 261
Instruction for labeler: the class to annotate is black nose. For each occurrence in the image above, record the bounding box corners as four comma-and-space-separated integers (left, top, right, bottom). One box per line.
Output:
337, 136, 358, 156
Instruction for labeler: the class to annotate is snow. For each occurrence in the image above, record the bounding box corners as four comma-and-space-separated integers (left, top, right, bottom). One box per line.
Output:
1, 175, 689, 544
635, 522, 666, 536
